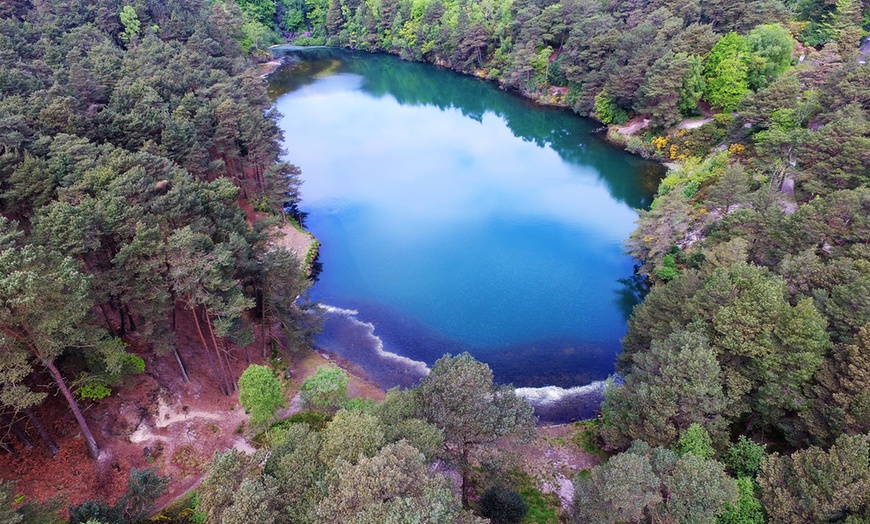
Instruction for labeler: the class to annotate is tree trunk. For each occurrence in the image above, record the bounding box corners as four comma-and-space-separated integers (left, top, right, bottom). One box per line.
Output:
191, 306, 229, 395
205, 312, 236, 391
0, 413, 32, 450
24, 408, 59, 456
173, 347, 190, 383
98, 304, 116, 337
44, 360, 100, 460
460, 446, 470, 507
262, 287, 269, 359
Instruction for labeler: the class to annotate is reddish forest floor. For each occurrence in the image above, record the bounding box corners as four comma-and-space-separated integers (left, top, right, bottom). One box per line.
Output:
0, 310, 386, 518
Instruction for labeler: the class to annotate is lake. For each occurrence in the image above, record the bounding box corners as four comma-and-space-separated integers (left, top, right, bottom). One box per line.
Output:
269, 47, 664, 421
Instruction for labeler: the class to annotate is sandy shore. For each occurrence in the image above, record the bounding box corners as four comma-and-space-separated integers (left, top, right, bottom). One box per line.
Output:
258, 59, 283, 78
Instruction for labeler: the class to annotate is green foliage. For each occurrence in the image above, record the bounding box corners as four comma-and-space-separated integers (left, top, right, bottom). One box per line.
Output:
316, 441, 471, 523
300, 366, 349, 412
601, 329, 729, 450
758, 434, 870, 523
76, 382, 112, 401
723, 436, 767, 479
593, 91, 629, 126
656, 253, 680, 282
675, 423, 716, 459
238, 364, 285, 426
414, 353, 536, 503
574, 442, 738, 524
571, 420, 604, 456
515, 476, 560, 524
745, 24, 795, 90
706, 56, 750, 111
717, 477, 764, 524
478, 485, 529, 524
119, 6, 141, 44
0, 482, 23, 524
320, 410, 386, 465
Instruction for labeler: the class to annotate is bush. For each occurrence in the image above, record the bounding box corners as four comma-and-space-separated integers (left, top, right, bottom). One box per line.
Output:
478, 485, 529, 524
299, 366, 348, 412
724, 436, 767, 478
593, 90, 629, 125
238, 364, 285, 426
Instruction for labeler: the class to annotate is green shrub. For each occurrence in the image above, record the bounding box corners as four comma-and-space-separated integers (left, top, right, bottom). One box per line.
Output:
479, 485, 529, 524
238, 364, 285, 426
299, 366, 349, 412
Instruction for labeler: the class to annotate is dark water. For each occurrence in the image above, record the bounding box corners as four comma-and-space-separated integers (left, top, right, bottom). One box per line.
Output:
269, 47, 663, 421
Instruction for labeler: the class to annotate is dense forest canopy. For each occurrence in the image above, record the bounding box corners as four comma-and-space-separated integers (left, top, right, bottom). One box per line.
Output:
3, 0, 870, 521
0, 0, 312, 463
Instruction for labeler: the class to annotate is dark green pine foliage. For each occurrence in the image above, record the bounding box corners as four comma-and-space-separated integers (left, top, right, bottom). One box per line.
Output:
0, 0, 311, 457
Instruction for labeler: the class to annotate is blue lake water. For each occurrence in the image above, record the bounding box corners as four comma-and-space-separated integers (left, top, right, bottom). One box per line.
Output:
269, 47, 664, 421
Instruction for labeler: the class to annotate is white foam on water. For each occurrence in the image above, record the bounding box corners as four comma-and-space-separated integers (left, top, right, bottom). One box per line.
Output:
318, 304, 360, 316
318, 303, 431, 376
515, 380, 609, 405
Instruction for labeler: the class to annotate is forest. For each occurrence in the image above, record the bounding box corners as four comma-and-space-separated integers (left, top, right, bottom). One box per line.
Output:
2, 0, 870, 521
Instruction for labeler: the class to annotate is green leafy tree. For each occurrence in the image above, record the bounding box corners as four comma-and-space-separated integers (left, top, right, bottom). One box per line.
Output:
263, 423, 325, 522
593, 90, 629, 125
299, 366, 349, 412
723, 436, 767, 479
414, 353, 536, 505
119, 6, 141, 44
717, 477, 765, 524
675, 423, 716, 459
745, 24, 795, 90
573, 442, 737, 524
238, 364, 285, 426
706, 55, 749, 111
704, 32, 750, 111
601, 329, 729, 449
0, 239, 131, 460
320, 410, 386, 466
758, 434, 870, 523
317, 441, 478, 523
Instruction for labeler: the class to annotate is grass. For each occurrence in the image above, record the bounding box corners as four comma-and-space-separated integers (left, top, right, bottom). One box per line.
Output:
571, 420, 608, 460
150, 490, 205, 524
515, 473, 561, 524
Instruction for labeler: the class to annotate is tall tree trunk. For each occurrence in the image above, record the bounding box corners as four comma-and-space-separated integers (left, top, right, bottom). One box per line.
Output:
460, 446, 470, 507
262, 289, 269, 359
98, 304, 116, 337
0, 413, 32, 450
24, 408, 59, 456
191, 306, 229, 395
124, 304, 136, 332
205, 312, 236, 391
173, 347, 190, 383
44, 360, 100, 460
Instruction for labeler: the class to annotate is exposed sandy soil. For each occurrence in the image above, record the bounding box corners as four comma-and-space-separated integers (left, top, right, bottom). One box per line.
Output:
511, 425, 602, 511
258, 59, 283, 78
268, 220, 317, 263
614, 116, 650, 135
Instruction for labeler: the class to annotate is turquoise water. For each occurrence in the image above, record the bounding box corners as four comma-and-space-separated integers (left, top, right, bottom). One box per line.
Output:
269, 48, 663, 418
